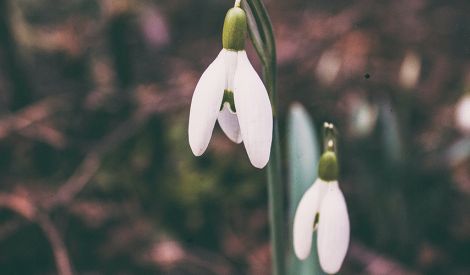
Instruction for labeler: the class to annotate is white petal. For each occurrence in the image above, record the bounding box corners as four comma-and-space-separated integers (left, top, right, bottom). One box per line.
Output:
188, 50, 226, 156
233, 51, 273, 168
224, 50, 238, 91
317, 182, 350, 274
293, 179, 328, 260
218, 104, 242, 143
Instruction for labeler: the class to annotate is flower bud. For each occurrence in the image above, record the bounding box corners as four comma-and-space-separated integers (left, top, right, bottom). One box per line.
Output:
222, 7, 247, 51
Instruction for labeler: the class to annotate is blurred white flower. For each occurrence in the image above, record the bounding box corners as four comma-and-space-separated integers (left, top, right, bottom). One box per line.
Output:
455, 94, 470, 134
348, 95, 378, 138
188, 49, 272, 168
293, 178, 350, 274
399, 51, 421, 90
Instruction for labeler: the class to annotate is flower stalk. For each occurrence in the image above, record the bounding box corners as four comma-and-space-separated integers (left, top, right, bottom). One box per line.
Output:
243, 0, 285, 274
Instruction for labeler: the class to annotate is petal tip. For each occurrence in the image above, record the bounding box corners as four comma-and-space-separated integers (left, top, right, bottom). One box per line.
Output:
189, 142, 206, 157
320, 263, 341, 275
250, 156, 269, 169
294, 247, 310, 261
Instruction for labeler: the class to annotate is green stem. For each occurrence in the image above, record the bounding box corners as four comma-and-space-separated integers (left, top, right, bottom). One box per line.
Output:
267, 115, 285, 275
244, 0, 285, 274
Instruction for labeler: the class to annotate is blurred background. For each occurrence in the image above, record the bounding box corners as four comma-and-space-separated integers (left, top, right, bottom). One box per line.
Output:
0, 0, 469, 274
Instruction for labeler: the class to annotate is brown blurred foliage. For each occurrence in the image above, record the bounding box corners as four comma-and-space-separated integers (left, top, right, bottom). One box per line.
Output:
0, 0, 469, 274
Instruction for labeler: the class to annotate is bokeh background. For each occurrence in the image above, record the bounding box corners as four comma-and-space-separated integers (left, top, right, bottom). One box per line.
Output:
0, 0, 469, 274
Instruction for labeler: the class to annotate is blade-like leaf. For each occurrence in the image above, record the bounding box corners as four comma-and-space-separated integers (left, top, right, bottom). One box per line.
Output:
246, 0, 275, 62
241, 1, 267, 66
287, 103, 323, 275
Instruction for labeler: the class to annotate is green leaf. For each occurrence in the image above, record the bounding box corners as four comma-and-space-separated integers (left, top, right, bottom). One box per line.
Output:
241, 1, 266, 64
287, 103, 323, 275
242, 0, 277, 100
247, 0, 275, 60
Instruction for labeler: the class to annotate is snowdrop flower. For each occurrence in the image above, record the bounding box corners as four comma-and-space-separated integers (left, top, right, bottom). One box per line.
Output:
293, 139, 350, 274
455, 93, 470, 134
188, 0, 273, 168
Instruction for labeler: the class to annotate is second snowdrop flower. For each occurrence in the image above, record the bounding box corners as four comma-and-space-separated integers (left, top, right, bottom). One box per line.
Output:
188, 0, 273, 169
293, 124, 350, 274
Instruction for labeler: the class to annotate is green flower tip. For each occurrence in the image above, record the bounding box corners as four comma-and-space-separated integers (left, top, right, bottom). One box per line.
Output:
220, 89, 236, 113
318, 151, 339, 181
222, 7, 247, 51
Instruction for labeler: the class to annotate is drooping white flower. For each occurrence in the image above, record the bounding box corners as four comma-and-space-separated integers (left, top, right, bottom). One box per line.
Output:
188, 3, 272, 168
293, 148, 350, 274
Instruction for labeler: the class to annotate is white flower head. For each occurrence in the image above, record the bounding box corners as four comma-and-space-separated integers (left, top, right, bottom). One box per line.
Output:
293, 149, 350, 274
188, 4, 273, 168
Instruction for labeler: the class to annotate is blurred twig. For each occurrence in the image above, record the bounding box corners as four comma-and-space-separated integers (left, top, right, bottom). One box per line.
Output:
0, 94, 69, 140
0, 193, 73, 275
19, 123, 67, 148
0, 85, 188, 273
350, 241, 418, 275
0, 193, 36, 220
0, 85, 187, 233
36, 213, 74, 275
49, 86, 187, 208
48, 112, 149, 208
